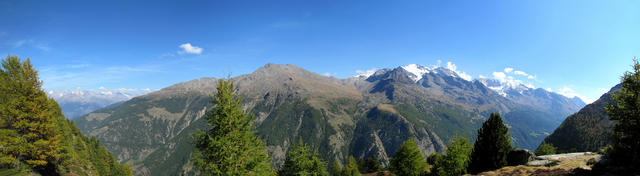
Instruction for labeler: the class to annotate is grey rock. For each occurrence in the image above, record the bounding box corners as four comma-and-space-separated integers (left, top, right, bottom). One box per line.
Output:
508, 149, 536, 166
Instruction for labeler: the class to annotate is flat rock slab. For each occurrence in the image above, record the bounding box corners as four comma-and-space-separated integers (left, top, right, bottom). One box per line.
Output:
535, 152, 594, 161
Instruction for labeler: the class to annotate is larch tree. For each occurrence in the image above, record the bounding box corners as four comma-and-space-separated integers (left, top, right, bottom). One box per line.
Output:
388, 138, 427, 176
0, 56, 60, 172
191, 79, 274, 176
278, 139, 328, 176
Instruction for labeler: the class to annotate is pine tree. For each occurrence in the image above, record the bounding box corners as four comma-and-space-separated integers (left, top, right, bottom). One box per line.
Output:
469, 113, 513, 174
191, 79, 274, 175
0, 56, 60, 172
278, 139, 328, 176
341, 156, 360, 176
606, 59, 640, 167
388, 138, 427, 176
432, 135, 472, 176
534, 142, 556, 156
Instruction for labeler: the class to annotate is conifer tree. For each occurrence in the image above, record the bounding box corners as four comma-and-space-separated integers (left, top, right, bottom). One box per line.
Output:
329, 160, 342, 176
432, 135, 472, 176
278, 139, 328, 176
191, 79, 274, 175
469, 113, 513, 174
389, 138, 427, 176
606, 59, 640, 167
342, 156, 360, 176
0, 56, 60, 172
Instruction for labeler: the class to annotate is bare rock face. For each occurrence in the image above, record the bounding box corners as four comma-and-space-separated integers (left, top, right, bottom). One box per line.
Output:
508, 149, 536, 166
74, 63, 585, 176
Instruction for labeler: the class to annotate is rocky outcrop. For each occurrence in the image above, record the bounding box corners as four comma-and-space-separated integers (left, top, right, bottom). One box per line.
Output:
507, 149, 536, 166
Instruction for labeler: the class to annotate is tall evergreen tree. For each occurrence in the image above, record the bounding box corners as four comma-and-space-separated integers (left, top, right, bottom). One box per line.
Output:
432, 135, 472, 176
342, 156, 360, 176
0, 56, 60, 172
469, 113, 513, 174
278, 139, 328, 176
389, 138, 427, 176
191, 79, 274, 175
606, 59, 640, 167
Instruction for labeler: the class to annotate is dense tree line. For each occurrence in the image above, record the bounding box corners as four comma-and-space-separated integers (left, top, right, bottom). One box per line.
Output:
0, 56, 131, 175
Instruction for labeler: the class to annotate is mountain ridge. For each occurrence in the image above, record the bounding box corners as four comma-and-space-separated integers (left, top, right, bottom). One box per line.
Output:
74, 63, 584, 176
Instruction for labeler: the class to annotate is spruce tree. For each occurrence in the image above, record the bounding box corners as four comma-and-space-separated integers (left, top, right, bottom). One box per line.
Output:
342, 156, 360, 176
606, 59, 640, 167
0, 56, 60, 172
278, 139, 328, 176
389, 138, 427, 176
469, 113, 513, 174
191, 79, 274, 175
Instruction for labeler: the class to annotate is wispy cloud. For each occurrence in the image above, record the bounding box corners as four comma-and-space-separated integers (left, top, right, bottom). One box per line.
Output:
446, 62, 472, 81
504, 67, 513, 73
11, 39, 51, 51
179, 43, 203, 54
556, 86, 592, 103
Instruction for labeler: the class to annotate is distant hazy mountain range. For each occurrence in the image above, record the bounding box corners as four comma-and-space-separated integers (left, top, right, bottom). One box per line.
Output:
47, 88, 152, 119
73, 64, 584, 176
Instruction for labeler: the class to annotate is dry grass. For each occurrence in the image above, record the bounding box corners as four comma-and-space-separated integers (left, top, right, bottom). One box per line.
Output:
470, 154, 600, 176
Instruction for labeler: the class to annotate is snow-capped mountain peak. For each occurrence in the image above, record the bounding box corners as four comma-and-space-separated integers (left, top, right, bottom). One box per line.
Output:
400, 64, 431, 82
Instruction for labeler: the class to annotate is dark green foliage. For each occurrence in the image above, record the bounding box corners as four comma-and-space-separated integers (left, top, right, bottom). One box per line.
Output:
191, 79, 274, 175
278, 139, 328, 176
357, 156, 381, 174
469, 113, 513, 174
535, 142, 556, 156
342, 156, 360, 176
389, 139, 427, 176
431, 136, 472, 176
606, 59, 640, 167
329, 160, 342, 176
0, 55, 131, 175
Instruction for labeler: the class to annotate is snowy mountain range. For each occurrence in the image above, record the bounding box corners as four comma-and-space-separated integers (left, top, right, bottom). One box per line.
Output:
47, 88, 153, 118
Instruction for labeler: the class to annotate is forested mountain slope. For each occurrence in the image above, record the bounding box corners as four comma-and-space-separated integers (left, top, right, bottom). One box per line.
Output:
74, 64, 583, 175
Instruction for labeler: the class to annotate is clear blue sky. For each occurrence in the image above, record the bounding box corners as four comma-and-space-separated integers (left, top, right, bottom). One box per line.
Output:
1, 0, 638, 103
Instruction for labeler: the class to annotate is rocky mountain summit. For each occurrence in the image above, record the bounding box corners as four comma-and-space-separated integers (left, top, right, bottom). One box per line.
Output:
74, 63, 584, 176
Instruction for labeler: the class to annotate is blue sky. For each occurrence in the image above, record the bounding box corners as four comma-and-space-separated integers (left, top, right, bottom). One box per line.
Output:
1, 0, 639, 103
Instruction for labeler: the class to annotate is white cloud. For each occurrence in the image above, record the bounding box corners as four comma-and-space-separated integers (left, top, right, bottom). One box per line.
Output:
556, 86, 593, 103
493, 72, 507, 81
527, 75, 536, 79
546, 88, 552, 92
504, 67, 514, 73
445, 62, 472, 81
513, 70, 528, 76
12, 39, 51, 51
179, 43, 203, 54
478, 75, 486, 79
355, 68, 377, 78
